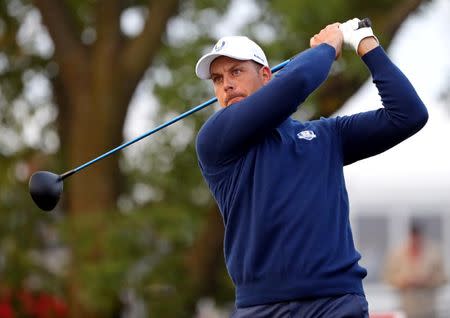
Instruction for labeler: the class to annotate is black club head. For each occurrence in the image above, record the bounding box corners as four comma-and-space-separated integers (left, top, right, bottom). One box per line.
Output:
29, 171, 63, 211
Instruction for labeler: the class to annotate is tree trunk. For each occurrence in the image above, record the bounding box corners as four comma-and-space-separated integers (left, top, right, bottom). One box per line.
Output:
32, 1, 180, 316
63, 73, 123, 213
184, 205, 225, 307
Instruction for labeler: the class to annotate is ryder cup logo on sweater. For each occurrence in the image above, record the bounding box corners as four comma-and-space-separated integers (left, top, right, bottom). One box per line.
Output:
297, 130, 316, 141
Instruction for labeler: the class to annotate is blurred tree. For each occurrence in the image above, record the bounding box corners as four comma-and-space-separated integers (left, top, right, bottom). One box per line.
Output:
31, 0, 180, 213
1, 0, 183, 316
0, 0, 431, 316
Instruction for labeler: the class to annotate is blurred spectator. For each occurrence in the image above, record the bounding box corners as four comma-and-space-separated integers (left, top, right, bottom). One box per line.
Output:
383, 220, 447, 318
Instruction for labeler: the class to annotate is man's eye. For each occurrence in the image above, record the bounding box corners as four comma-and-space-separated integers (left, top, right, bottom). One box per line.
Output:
212, 76, 222, 83
232, 69, 241, 76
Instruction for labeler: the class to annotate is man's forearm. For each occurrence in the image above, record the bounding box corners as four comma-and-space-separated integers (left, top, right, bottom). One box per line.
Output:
357, 37, 379, 57
339, 46, 428, 165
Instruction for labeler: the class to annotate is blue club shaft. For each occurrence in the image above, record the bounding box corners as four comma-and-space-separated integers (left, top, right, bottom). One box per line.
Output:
59, 59, 291, 181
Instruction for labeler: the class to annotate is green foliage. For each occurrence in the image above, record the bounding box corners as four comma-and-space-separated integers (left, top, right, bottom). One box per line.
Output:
58, 203, 209, 315
0, 157, 65, 295
0, 200, 210, 315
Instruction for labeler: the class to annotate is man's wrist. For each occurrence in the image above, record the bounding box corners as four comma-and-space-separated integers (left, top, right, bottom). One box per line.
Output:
357, 37, 379, 57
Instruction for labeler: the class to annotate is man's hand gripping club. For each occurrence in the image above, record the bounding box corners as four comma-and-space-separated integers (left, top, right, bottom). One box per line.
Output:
310, 22, 344, 59
310, 18, 379, 58
339, 18, 379, 56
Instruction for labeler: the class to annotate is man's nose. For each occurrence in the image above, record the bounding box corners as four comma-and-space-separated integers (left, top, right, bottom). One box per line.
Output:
223, 75, 235, 92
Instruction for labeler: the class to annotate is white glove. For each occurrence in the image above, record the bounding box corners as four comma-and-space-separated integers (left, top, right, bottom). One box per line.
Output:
339, 18, 378, 52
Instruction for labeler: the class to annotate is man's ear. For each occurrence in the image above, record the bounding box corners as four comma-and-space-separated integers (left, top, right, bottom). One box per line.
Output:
261, 66, 272, 84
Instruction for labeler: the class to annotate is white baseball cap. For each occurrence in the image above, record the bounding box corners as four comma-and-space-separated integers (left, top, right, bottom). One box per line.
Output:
195, 36, 269, 80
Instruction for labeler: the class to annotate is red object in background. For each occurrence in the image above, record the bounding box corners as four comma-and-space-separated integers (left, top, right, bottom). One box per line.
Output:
0, 289, 14, 318
17, 290, 34, 316
1, 289, 68, 318
0, 302, 14, 318
0, 299, 15, 318
34, 293, 68, 318
49, 297, 68, 318
22, 290, 68, 318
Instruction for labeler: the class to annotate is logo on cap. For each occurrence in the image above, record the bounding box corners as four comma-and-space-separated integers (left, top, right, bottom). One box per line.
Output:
214, 40, 225, 52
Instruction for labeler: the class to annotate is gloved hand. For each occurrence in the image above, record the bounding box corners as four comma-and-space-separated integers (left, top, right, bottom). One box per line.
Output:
339, 18, 378, 53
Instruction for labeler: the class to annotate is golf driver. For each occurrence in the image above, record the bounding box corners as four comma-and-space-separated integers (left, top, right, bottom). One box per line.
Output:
29, 18, 372, 211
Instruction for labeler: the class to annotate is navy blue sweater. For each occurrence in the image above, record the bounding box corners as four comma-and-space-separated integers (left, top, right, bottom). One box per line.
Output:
195, 44, 428, 307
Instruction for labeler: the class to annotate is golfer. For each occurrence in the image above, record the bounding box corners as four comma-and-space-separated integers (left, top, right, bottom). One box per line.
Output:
195, 18, 428, 317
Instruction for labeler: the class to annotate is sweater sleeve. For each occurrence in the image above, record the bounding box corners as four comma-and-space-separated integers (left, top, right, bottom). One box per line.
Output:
337, 46, 428, 165
196, 43, 336, 167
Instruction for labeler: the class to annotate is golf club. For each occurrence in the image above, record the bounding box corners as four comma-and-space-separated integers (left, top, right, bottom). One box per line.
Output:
29, 18, 372, 211
357, 17, 371, 29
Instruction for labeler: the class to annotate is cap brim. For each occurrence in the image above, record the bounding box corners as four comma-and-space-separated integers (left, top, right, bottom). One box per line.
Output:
195, 52, 256, 80
195, 53, 223, 80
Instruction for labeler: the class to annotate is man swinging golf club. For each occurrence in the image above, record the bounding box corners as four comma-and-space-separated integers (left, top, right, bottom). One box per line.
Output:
195, 18, 428, 317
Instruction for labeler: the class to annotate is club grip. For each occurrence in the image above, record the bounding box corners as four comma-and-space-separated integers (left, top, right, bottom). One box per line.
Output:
358, 18, 372, 29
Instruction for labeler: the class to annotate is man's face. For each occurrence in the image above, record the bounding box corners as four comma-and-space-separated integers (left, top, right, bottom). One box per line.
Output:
209, 56, 271, 107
